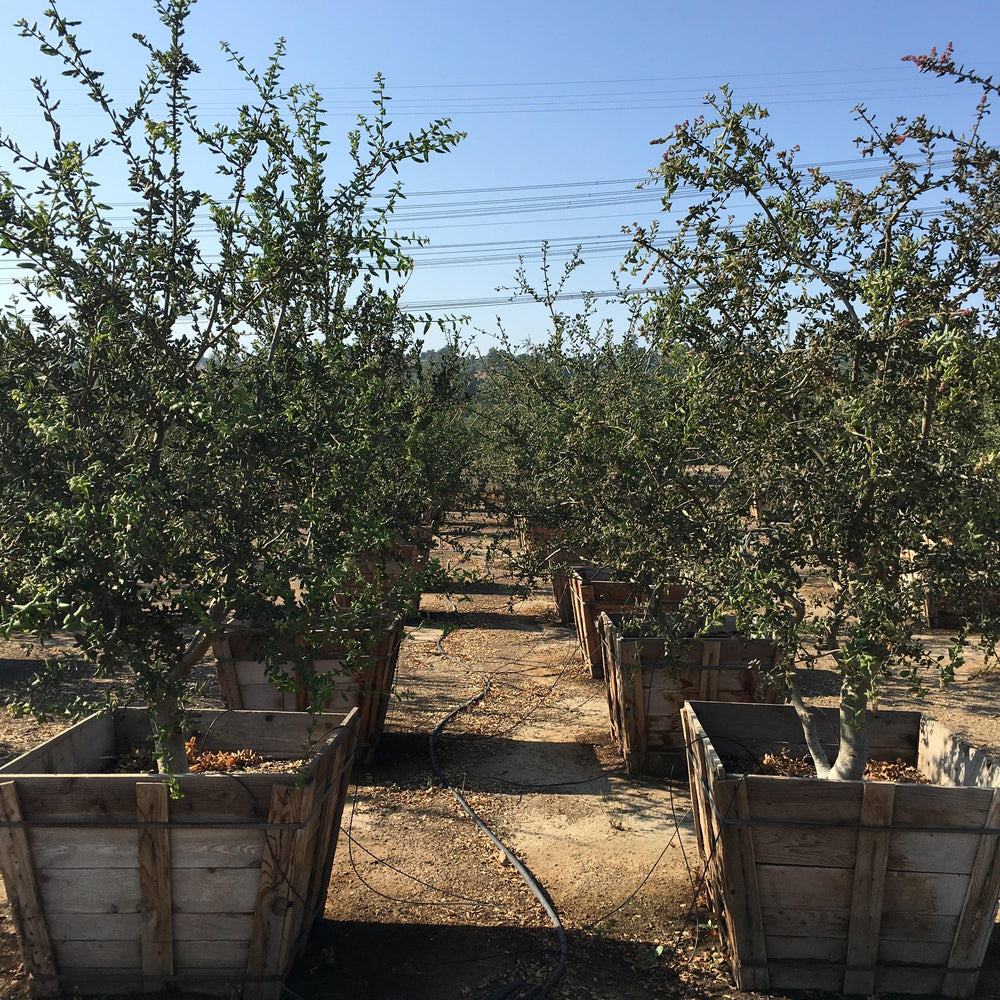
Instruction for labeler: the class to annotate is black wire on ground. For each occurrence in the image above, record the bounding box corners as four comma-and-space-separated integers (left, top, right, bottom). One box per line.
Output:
429, 594, 569, 1000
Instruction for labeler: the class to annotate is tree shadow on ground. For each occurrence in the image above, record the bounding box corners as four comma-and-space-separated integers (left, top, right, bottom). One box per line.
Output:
420, 608, 554, 633
357, 731, 618, 797
288, 921, 682, 1000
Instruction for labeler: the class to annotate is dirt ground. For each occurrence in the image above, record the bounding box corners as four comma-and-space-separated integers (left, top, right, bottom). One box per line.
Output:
3, 513, 1000, 999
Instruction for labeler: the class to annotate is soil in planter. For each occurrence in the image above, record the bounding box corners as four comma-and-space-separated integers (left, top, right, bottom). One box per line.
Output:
721, 746, 930, 783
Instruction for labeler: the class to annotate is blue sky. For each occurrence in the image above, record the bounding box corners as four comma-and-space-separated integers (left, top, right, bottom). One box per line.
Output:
1, 0, 998, 348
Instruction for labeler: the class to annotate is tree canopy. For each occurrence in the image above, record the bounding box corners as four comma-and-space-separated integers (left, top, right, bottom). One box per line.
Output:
0, 0, 465, 772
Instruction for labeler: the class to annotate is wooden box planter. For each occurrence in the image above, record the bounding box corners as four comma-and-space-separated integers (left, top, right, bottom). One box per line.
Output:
681, 700, 1000, 998
335, 542, 428, 617
512, 521, 586, 624
0, 706, 359, 999
547, 551, 592, 624
924, 591, 1000, 629
601, 616, 780, 776
568, 566, 688, 679
211, 617, 403, 759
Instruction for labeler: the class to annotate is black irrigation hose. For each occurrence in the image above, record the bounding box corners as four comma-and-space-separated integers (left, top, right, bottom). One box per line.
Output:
429, 597, 569, 1000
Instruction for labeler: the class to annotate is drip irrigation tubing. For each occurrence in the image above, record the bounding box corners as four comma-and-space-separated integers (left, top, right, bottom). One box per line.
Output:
428, 593, 569, 1000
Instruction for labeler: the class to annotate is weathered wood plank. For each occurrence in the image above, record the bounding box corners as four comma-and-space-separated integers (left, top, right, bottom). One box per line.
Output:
882, 870, 971, 915
47, 910, 253, 944
54, 937, 140, 970
213, 635, 245, 710
173, 936, 250, 968
306, 718, 366, 926
716, 779, 769, 990
759, 907, 850, 938
12, 775, 269, 822
137, 782, 173, 982
687, 702, 921, 760
744, 775, 865, 823
756, 864, 854, 911
47, 912, 139, 943
943, 787, 1000, 994
38, 864, 263, 915
30, 827, 138, 869
245, 783, 311, 1000
892, 783, 995, 829
878, 937, 953, 966
766, 964, 857, 993
38, 867, 140, 914
54, 967, 247, 999
0, 781, 59, 996
751, 822, 982, 875
169, 828, 266, 868
843, 781, 894, 995
171, 866, 261, 913
764, 934, 846, 962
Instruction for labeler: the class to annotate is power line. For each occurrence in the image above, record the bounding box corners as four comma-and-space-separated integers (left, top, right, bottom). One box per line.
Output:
401, 287, 671, 311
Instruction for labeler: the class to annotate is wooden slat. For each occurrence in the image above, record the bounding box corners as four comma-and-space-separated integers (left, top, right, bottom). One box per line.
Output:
46, 912, 139, 943
172, 911, 254, 942
751, 823, 857, 869
54, 937, 140, 970
687, 702, 921, 761
169, 828, 265, 869
744, 774, 864, 824
882, 870, 972, 916
716, 779, 769, 991
756, 863, 854, 911
764, 933, 846, 962
758, 907, 850, 939
171, 867, 261, 914
39, 868, 139, 914
308, 716, 359, 929
680, 707, 711, 859
245, 782, 313, 1000
30, 828, 138, 869
13, 775, 271, 824
878, 937, 952, 966
213, 636, 244, 710
876, 965, 956, 996
631, 663, 647, 770
699, 641, 720, 699
173, 936, 251, 969
943, 787, 1000, 995
0, 781, 59, 996
137, 782, 173, 982
843, 781, 894, 995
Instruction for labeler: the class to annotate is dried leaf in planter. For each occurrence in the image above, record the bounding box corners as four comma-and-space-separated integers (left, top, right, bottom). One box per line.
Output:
185, 736, 264, 773
760, 747, 930, 783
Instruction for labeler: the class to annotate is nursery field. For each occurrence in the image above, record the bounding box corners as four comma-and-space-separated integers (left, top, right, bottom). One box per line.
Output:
2, 512, 1000, 999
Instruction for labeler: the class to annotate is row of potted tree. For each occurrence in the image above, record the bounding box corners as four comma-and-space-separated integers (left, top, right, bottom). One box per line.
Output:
479, 48, 1000, 996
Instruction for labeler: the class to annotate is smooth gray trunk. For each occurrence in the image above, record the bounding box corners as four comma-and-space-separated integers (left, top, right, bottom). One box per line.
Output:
789, 678, 868, 781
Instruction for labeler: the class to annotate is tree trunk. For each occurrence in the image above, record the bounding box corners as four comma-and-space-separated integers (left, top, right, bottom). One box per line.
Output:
152, 695, 189, 775
828, 697, 868, 780
789, 677, 868, 781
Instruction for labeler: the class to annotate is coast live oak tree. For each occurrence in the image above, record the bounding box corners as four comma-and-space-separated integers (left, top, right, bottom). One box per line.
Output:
0, 0, 463, 772
626, 48, 1000, 779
